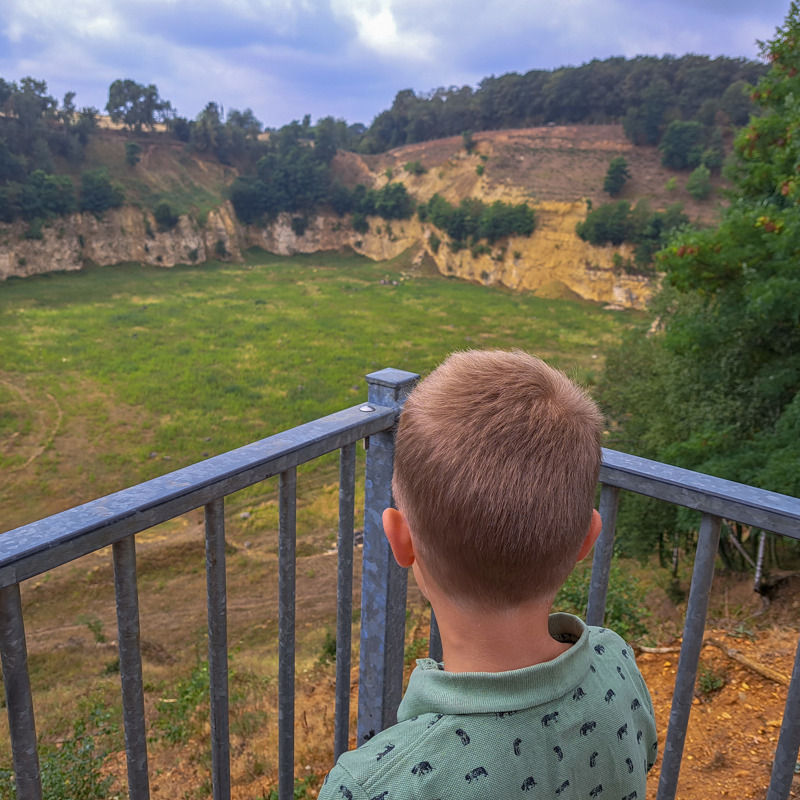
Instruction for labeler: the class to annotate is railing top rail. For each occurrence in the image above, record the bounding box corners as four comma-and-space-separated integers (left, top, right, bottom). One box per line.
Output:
0, 403, 396, 589
601, 448, 800, 537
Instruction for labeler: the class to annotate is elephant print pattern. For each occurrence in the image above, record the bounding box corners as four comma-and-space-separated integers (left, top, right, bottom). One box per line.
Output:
316, 621, 657, 800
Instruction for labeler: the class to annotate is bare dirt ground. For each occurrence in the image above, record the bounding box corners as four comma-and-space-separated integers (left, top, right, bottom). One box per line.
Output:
355, 124, 729, 225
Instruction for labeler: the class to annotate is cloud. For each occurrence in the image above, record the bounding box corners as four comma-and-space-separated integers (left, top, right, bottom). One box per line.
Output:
330, 0, 436, 61
0, 0, 789, 127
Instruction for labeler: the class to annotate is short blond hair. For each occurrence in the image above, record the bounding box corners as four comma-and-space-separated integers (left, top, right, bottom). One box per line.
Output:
392, 350, 603, 607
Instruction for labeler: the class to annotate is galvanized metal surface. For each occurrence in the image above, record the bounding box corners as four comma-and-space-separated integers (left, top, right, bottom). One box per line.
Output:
586, 485, 619, 627
278, 469, 297, 800
357, 369, 418, 745
656, 513, 722, 800
0, 405, 396, 588
112, 535, 150, 800
334, 444, 357, 761
205, 499, 231, 800
766, 631, 800, 800
601, 449, 800, 536
0, 584, 41, 800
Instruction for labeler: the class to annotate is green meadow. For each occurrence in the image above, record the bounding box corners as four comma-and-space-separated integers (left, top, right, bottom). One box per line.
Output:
0, 249, 636, 532
0, 249, 646, 794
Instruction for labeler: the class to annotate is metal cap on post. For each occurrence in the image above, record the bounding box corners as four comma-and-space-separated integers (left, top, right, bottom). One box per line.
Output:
357, 368, 419, 746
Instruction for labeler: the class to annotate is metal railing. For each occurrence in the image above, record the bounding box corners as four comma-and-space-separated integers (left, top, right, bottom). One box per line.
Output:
0, 367, 799, 800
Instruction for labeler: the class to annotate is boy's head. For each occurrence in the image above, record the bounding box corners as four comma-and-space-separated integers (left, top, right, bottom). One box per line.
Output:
391, 349, 603, 608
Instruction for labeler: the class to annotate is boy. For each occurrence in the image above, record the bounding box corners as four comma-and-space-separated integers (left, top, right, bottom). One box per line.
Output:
319, 350, 657, 800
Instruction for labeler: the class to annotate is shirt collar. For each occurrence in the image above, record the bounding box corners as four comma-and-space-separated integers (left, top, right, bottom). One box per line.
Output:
397, 613, 590, 719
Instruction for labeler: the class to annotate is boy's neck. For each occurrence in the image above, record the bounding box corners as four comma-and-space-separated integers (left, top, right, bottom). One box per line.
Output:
430, 594, 571, 673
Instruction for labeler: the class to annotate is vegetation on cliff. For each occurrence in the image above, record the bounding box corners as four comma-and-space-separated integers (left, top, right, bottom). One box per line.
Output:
600, 2, 800, 555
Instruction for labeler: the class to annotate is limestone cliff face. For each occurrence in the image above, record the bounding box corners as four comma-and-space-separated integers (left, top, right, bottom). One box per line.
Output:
0, 204, 243, 281
422, 200, 652, 309
0, 201, 654, 309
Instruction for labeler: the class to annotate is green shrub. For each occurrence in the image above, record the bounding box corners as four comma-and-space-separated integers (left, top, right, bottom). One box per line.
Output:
696, 662, 726, 695
124, 142, 141, 167
686, 164, 712, 200
604, 156, 631, 197
153, 201, 179, 231
555, 559, 650, 641
22, 219, 44, 240
291, 216, 308, 237
153, 661, 210, 745
351, 211, 369, 234
417, 193, 535, 245
428, 232, 440, 254
80, 169, 124, 215
476, 163, 485, 176
404, 160, 426, 176
319, 629, 337, 664
0, 709, 115, 800
462, 130, 475, 153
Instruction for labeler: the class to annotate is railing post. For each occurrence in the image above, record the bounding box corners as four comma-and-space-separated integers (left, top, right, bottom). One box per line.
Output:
657, 512, 722, 800
205, 498, 231, 800
586, 484, 620, 626
0, 584, 41, 800
357, 368, 419, 745
112, 535, 150, 800
766, 632, 800, 800
334, 443, 357, 761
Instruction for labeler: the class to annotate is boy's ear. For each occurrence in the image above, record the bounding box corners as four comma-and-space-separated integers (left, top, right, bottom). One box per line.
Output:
576, 509, 603, 563
382, 507, 416, 568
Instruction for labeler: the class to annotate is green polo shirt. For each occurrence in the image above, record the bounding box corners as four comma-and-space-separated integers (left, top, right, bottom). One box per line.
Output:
319, 613, 657, 800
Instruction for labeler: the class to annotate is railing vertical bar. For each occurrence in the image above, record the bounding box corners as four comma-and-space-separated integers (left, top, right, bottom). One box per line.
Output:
656, 512, 722, 800
428, 609, 443, 664
205, 498, 231, 800
357, 370, 418, 744
279, 468, 297, 800
586, 484, 619, 626
0, 584, 41, 800
334, 443, 357, 760
766, 632, 800, 800
112, 535, 150, 800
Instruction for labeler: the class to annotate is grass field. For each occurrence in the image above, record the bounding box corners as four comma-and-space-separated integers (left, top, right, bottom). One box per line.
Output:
0, 249, 641, 797
0, 248, 636, 532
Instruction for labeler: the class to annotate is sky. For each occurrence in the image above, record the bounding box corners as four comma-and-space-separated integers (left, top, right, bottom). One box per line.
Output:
0, 0, 792, 130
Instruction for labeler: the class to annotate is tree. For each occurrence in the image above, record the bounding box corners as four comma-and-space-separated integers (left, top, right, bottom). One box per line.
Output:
19, 170, 75, 220
80, 169, 124, 214
106, 80, 173, 132
603, 156, 631, 196
659, 120, 704, 169
685, 164, 711, 200
601, 1, 800, 509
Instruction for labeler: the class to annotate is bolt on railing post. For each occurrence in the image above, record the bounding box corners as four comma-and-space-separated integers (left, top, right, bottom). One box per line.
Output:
357, 368, 419, 745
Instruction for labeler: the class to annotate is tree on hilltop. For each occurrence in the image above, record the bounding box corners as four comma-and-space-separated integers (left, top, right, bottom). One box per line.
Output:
106, 80, 174, 132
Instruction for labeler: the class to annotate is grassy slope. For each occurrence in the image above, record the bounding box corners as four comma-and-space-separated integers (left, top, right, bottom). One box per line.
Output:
1, 249, 634, 530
